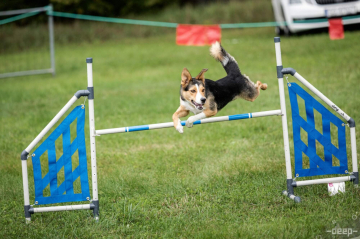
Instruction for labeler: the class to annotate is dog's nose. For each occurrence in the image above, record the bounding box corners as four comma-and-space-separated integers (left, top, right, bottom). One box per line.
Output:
201, 98, 206, 104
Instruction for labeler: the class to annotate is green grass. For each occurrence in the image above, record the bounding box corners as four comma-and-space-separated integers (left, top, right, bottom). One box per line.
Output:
1, 27, 360, 238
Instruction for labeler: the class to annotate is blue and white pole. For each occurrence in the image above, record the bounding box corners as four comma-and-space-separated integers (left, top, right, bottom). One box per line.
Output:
95, 110, 282, 135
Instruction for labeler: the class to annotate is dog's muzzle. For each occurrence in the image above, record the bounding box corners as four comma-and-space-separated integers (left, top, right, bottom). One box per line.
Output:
191, 100, 204, 110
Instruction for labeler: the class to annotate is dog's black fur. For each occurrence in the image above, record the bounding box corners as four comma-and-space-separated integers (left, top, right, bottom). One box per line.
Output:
203, 45, 263, 110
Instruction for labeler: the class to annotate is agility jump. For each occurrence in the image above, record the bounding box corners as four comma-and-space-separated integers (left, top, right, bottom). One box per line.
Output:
20, 37, 358, 222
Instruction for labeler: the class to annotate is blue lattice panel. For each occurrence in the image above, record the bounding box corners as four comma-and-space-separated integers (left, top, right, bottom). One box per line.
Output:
288, 83, 348, 177
32, 106, 90, 205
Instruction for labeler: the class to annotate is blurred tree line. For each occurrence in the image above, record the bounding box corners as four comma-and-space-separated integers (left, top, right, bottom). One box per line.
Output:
1, 0, 229, 17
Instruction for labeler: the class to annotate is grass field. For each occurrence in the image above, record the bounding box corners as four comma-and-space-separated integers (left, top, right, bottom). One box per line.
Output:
1, 27, 360, 238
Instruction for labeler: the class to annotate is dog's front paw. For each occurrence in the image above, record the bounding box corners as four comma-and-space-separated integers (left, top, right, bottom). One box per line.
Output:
186, 116, 195, 128
176, 124, 184, 134
175, 120, 184, 133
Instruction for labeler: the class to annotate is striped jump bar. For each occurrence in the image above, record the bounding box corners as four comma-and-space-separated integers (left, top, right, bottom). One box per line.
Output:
96, 109, 282, 135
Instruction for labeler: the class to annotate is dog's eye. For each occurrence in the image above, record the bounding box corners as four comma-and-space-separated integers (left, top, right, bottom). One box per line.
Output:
191, 90, 196, 93
202, 89, 205, 92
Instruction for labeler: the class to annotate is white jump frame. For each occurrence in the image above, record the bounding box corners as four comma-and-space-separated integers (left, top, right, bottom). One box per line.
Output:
20, 37, 358, 222
0, 5, 56, 79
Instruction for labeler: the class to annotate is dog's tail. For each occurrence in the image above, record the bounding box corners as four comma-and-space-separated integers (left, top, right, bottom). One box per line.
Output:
210, 42, 240, 76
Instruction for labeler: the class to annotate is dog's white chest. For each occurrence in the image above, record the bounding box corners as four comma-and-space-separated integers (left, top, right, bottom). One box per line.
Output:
180, 98, 204, 115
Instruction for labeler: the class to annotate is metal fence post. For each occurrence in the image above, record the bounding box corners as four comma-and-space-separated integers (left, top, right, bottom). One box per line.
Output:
48, 4, 56, 76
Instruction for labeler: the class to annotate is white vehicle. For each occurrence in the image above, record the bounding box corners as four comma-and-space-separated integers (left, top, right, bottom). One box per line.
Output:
271, 0, 360, 35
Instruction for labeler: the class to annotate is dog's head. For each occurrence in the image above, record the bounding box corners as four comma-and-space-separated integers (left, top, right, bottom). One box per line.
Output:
180, 68, 207, 110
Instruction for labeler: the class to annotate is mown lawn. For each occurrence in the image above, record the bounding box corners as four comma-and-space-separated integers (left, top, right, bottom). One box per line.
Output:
1, 28, 360, 238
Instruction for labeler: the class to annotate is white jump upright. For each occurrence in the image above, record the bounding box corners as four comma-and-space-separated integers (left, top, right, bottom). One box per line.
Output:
276, 37, 358, 199
21, 87, 95, 222
274, 37, 299, 202
281, 68, 358, 188
21, 37, 358, 222
86, 58, 100, 220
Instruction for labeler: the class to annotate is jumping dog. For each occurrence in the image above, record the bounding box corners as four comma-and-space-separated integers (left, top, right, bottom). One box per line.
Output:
172, 42, 267, 133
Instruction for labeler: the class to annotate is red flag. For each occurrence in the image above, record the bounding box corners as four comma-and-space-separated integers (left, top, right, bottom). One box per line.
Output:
176, 24, 221, 46
328, 18, 344, 40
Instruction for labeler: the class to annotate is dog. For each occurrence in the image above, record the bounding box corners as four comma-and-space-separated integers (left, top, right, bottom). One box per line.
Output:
172, 41, 267, 133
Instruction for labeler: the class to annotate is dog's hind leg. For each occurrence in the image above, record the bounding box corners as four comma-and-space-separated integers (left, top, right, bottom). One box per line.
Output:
256, 81, 268, 91
239, 78, 267, 102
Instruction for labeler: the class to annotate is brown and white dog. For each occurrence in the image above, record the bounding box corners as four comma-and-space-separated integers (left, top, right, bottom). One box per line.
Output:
172, 42, 267, 133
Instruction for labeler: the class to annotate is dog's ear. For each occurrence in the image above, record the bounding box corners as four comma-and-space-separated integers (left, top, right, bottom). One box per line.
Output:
195, 69, 208, 84
181, 68, 192, 88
